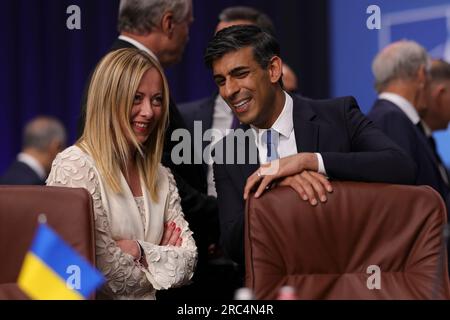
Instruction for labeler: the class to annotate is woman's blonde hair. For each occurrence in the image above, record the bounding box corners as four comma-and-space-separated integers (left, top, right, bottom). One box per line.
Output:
79, 48, 169, 201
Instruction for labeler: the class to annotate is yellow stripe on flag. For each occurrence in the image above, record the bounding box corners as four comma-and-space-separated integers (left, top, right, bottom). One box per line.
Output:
18, 253, 83, 300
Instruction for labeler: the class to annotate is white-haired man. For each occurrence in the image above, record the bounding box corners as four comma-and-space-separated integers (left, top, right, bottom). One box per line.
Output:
368, 40, 449, 213
1, 116, 66, 185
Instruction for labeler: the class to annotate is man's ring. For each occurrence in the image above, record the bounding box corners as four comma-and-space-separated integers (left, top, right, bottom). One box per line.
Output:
257, 171, 262, 178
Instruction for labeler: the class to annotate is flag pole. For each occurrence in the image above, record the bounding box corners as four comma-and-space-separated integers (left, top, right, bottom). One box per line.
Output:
38, 213, 47, 224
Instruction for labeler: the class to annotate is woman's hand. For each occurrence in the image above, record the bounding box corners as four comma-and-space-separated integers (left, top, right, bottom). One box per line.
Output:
116, 239, 141, 260
160, 221, 183, 247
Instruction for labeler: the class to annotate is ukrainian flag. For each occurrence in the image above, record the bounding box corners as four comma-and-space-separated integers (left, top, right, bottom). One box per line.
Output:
18, 223, 104, 300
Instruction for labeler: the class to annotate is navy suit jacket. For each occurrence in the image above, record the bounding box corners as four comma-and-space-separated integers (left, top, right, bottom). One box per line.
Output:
368, 99, 450, 212
0, 160, 44, 185
214, 94, 417, 266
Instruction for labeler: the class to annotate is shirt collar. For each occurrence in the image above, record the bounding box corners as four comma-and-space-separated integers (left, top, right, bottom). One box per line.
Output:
17, 152, 46, 180
251, 91, 294, 138
379, 92, 420, 125
118, 35, 159, 63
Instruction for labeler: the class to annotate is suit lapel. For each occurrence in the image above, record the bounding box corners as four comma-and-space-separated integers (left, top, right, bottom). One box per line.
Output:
232, 95, 320, 182
291, 95, 319, 152
235, 124, 260, 187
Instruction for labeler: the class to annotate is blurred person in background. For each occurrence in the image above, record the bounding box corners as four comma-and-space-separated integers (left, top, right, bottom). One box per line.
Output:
368, 41, 449, 211
0, 116, 66, 185
423, 58, 450, 205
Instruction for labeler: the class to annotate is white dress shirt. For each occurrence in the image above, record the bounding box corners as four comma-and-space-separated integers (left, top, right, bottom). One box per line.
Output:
251, 91, 326, 173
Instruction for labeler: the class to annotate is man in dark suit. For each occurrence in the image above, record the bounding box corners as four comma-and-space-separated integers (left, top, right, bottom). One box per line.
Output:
423, 59, 450, 190
180, 6, 299, 198
1, 116, 66, 185
204, 25, 417, 273
78, 0, 226, 299
368, 42, 449, 212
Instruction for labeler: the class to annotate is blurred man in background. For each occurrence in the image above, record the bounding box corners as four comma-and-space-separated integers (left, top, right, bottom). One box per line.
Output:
423, 59, 450, 195
368, 41, 449, 212
180, 6, 299, 197
215, 6, 298, 93
0, 116, 66, 185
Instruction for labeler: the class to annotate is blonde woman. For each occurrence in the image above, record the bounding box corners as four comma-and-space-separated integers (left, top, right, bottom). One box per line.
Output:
46, 48, 197, 299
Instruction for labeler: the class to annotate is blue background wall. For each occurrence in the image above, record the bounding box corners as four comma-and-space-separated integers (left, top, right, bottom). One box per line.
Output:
0, 0, 329, 174
1, 0, 449, 174
329, 0, 450, 166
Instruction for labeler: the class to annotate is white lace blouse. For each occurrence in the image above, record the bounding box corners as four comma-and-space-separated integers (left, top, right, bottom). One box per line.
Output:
46, 146, 197, 299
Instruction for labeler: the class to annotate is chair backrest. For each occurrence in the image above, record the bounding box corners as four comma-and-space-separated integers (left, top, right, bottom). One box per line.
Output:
245, 182, 450, 299
0, 186, 95, 299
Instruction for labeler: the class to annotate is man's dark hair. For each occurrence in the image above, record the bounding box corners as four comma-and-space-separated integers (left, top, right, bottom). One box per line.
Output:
430, 59, 450, 83
204, 25, 280, 71
218, 6, 276, 36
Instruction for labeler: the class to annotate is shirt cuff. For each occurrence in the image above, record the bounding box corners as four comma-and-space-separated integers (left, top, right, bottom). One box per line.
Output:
315, 153, 327, 175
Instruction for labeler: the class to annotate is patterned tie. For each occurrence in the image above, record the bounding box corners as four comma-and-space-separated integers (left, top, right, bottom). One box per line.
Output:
265, 129, 279, 162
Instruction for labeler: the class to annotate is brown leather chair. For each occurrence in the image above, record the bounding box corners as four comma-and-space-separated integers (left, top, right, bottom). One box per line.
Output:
0, 185, 96, 299
245, 182, 450, 299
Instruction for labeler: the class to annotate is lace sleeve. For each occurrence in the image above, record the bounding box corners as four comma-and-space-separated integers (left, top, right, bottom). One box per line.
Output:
137, 167, 198, 290
46, 148, 152, 298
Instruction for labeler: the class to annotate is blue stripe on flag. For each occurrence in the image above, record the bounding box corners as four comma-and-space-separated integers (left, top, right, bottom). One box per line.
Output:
30, 224, 104, 298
